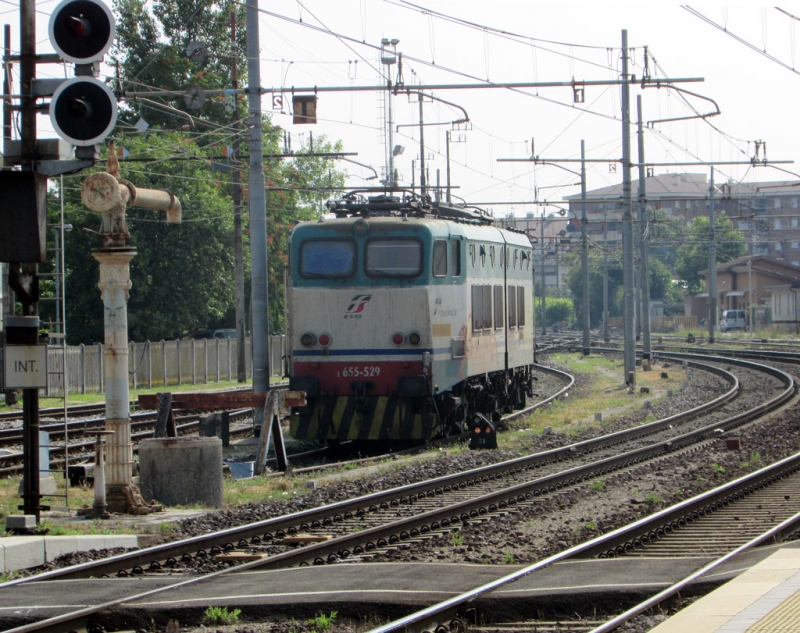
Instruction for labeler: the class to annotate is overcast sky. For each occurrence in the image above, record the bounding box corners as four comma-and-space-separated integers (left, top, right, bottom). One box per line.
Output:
15, 1, 800, 217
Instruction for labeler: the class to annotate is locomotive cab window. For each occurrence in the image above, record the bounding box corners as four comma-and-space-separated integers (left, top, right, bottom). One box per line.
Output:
433, 240, 447, 277
452, 240, 462, 276
300, 239, 356, 278
366, 238, 422, 277
508, 286, 517, 328
517, 286, 526, 326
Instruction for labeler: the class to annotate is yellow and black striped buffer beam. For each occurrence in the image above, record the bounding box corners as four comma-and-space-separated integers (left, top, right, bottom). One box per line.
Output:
291, 395, 438, 440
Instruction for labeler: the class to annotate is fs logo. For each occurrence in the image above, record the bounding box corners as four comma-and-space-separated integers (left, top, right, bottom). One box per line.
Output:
344, 294, 372, 319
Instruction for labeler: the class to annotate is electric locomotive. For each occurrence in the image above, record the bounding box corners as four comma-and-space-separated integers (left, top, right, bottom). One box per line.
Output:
287, 191, 535, 443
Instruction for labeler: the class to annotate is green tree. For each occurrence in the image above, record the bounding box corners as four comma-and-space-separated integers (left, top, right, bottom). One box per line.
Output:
61, 133, 237, 344
98, 0, 348, 339
675, 212, 745, 291
565, 252, 624, 328
113, 0, 244, 128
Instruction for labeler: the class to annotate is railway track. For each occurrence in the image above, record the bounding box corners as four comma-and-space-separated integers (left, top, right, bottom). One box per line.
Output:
370, 449, 800, 633
0, 353, 791, 633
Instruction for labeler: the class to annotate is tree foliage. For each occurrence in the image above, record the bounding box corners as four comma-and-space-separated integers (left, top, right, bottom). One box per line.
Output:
675, 212, 745, 291
44, 1, 349, 344
112, 0, 245, 127
59, 133, 237, 343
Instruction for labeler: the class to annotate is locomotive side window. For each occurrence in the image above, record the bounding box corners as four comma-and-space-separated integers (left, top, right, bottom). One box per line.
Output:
508, 286, 517, 328
472, 285, 493, 331
433, 240, 448, 277
452, 240, 462, 276
300, 239, 356, 278
518, 286, 526, 326
366, 239, 422, 277
493, 285, 504, 330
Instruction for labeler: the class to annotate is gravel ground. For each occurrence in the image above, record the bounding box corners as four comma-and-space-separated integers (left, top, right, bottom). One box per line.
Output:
28, 356, 800, 633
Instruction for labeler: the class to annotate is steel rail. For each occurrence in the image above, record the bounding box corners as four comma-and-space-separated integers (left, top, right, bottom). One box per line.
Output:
367, 448, 800, 633
2, 360, 738, 584
0, 357, 788, 633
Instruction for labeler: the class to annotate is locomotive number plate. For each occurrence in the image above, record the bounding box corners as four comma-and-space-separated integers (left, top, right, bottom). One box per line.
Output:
339, 365, 382, 378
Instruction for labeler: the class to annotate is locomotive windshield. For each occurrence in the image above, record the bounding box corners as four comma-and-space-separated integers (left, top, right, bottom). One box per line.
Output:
299, 239, 356, 278
366, 239, 422, 278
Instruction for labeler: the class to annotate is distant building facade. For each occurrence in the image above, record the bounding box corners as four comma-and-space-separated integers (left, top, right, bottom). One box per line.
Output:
565, 173, 800, 266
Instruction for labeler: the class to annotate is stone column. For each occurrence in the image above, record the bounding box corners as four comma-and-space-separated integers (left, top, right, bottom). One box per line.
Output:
92, 247, 136, 513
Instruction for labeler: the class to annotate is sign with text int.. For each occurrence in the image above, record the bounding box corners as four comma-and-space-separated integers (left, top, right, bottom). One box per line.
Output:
3, 345, 48, 389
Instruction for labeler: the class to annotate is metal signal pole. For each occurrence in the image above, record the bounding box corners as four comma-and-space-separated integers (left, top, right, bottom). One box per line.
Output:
246, 0, 270, 407
231, 12, 246, 383
620, 30, 636, 386
636, 96, 652, 360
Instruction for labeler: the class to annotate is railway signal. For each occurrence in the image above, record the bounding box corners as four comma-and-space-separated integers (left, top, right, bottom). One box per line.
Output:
48, 0, 117, 152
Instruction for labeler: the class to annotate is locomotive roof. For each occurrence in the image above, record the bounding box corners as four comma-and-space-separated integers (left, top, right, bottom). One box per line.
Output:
325, 190, 493, 224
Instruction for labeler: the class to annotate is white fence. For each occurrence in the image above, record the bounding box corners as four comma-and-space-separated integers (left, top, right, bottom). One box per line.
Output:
29, 335, 287, 397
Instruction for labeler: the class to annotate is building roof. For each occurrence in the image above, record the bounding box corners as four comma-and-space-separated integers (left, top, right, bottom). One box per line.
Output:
565, 173, 800, 202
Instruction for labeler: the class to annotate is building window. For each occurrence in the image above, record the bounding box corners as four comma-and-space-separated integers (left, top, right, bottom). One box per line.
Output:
793, 197, 799, 209
775, 218, 782, 230
775, 198, 782, 209
776, 242, 783, 252
793, 218, 799, 228
793, 242, 799, 250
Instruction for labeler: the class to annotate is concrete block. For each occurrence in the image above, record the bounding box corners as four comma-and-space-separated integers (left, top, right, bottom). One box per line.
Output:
18, 476, 58, 495
1, 536, 45, 572
139, 436, 224, 507
5, 515, 36, 530
44, 536, 141, 564
44, 536, 79, 561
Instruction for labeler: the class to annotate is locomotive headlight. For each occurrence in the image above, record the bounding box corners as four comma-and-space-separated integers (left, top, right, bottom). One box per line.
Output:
300, 332, 316, 347
392, 332, 405, 346
408, 332, 421, 345
318, 333, 332, 347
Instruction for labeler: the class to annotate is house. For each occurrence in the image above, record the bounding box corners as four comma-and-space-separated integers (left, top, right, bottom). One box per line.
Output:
687, 256, 800, 328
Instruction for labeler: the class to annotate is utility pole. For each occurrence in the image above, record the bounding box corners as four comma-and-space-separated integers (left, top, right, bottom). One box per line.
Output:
246, 0, 270, 408
708, 167, 717, 344
603, 209, 609, 342
580, 140, 590, 356
636, 95, 652, 360
18, 0, 40, 522
621, 30, 636, 385
418, 95, 426, 196
230, 12, 246, 383
540, 214, 547, 335
446, 130, 452, 203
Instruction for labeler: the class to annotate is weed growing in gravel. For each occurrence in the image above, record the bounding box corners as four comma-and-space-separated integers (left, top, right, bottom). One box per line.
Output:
711, 463, 725, 474
503, 551, 515, 564
590, 479, 605, 492
0, 571, 16, 583
586, 521, 597, 530
449, 531, 464, 547
203, 606, 241, 625
644, 493, 664, 504
741, 451, 762, 469
307, 611, 337, 632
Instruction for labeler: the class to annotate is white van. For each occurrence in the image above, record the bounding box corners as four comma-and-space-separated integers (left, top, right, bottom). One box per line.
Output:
720, 310, 747, 332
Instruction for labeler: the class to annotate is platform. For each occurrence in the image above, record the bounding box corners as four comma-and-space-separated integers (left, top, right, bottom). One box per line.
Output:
651, 547, 800, 633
